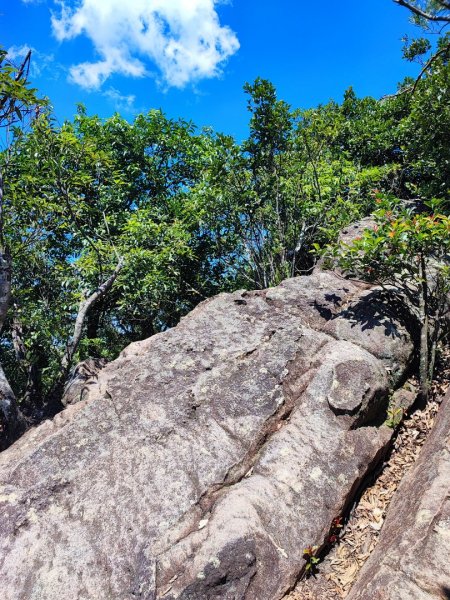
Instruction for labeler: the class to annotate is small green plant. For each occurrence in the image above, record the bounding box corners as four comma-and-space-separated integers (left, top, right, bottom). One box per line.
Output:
330, 194, 450, 403
303, 545, 320, 576
385, 406, 404, 428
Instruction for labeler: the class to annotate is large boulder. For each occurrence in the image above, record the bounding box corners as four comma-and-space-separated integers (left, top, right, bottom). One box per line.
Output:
0, 271, 415, 600
346, 388, 450, 600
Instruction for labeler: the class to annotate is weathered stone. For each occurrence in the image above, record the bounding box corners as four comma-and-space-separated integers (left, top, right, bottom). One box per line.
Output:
346, 389, 450, 600
62, 358, 107, 407
0, 364, 26, 452
314, 216, 376, 274
338, 217, 377, 247
0, 271, 415, 600
389, 382, 418, 415
322, 287, 415, 386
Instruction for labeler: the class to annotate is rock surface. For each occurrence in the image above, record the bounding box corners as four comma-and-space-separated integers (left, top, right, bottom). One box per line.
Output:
62, 358, 107, 407
346, 388, 450, 600
0, 364, 26, 452
0, 271, 415, 600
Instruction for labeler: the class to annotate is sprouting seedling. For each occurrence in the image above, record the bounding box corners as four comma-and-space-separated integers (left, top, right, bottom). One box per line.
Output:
303, 545, 320, 575
328, 516, 343, 544
385, 406, 404, 428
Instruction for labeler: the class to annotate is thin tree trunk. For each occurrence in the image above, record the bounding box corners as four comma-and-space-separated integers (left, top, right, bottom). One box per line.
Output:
428, 317, 439, 385
61, 258, 124, 372
140, 317, 155, 340
11, 315, 42, 415
0, 169, 12, 331
86, 303, 103, 357
0, 169, 27, 450
44, 258, 124, 415
0, 249, 11, 328
418, 254, 430, 402
0, 363, 27, 450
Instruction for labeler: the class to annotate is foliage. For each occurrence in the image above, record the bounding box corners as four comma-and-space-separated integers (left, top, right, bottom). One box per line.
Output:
331, 195, 450, 399
302, 545, 320, 576
385, 405, 405, 428
328, 516, 344, 545
0, 48, 46, 132
399, 42, 450, 202
0, 47, 48, 441
1, 109, 230, 411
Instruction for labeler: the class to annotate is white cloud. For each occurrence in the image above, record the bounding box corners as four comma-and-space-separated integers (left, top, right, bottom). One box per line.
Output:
50, 0, 240, 90
6, 45, 32, 63
103, 87, 136, 112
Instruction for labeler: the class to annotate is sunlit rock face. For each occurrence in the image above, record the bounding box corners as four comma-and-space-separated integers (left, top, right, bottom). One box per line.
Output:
0, 270, 415, 600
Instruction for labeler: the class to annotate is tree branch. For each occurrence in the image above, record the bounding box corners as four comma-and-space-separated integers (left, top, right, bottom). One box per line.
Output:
434, 0, 450, 10
0, 50, 32, 121
394, 0, 450, 22
382, 40, 450, 98
0, 249, 11, 333
411, 40, 450, 92
61, 257, 124, 372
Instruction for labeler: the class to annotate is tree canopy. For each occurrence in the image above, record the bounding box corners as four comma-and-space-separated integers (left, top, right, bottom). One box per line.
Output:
0, 3, 449, 443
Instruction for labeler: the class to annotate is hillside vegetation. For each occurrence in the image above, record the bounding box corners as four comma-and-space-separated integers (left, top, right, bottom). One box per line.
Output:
0, 0, 449, 428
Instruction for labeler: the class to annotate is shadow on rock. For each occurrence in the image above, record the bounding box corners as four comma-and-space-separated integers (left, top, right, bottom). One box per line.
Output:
313, 293, 343, 321
320, 288, 418, 341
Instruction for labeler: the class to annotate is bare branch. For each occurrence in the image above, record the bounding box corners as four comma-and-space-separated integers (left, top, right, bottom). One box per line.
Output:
0, 50, 32, 122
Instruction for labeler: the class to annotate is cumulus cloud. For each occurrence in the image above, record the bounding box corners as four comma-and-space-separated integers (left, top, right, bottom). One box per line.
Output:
50, 0, 240, 90
103, 87, 137, 112
6, 45, 33, 63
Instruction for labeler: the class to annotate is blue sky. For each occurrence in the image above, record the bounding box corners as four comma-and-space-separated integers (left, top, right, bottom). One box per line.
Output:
1, 0, 425, 140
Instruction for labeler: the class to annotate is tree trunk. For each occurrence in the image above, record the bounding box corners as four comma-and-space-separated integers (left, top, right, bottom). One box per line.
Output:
0, 168, 11, 329
140, 317, 155, 340
0, 169, 27, 450
418, 254, 430, 402
44, 258, 124, 416
0, 363, 26, 451
11, 315, 43, 417
86, 303, 103, 357
0, 249, 11, 329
